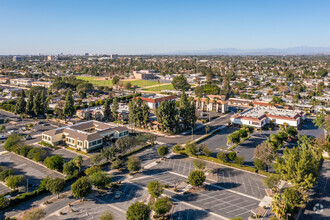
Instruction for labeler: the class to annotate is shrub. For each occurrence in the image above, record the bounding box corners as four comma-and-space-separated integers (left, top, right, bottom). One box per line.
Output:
157, 145, 169, 157
217, 152, 227, 161
227, 151, 237, 161
27, 147, 46, 162
127, 156, 141, 172
21, 207, 46, 220
0, 168, 14, 181
234, 155, 244, 165
188, 170, 206, 187
172, 144, 181, 153
85, 166, 101, 176
6, 175, 26, 189
18, 145, 33, 157
193, 159, 206, 170
238, 128, 248, 138
44, 155, 64, 172
254, 158, 266, 170
111, 158, 124, 170
4, 134, 22, 151
263, 175, 280, 191
185, 143, 197, 156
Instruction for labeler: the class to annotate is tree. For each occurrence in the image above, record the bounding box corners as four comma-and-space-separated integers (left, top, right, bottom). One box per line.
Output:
286, 126, 298, 138
200, 144, 212, 156
127, 156, 141, 172
188, 170, 206, 188
32, 92, 42, 116
313, 113, 330, 140
156, 100, 179, 134
254, 142, 276, 171
274, 145, 319, 190
253, 158, 267, 170
101, 146, 116, 161
4, 134, 22, 151
263, 175, 280, 191
85, 166, 101, 176
194, 86, 204, 97
15, 90, 26, 114
111, 157, 124, 170
112, 98, 119, 121
89, 171, 112, 189
99, 211, 114, 220
90, 153, 103, 165
63, 161, 76, 175
44, 155, 64, 171
63, 90, 75, 119
185, 142, 197, 156
231, 131, 241, 143
103, 99, 111, 121
271, 193, 288, 220
46, 178, 65, 198
217, 152, 227, 161
0, 125, 5, 133
126, 202, 150, 220
73, 155, 83, 172
226, 151, 236, 161
234, 155, 244, 165
283, 187, 307, 213
112, 76, 120, 85
71, 177, 92, 201
6, 175, 26, 189
152, 196, 173, 217
26, 92, 34, 115
179, 91, 196, 131
0, 195, 8, 209
123, 81, 132, 89
21, 207, 46, 220
171, 74, 190, 91
193, 159, 206, 170
157, 145, 169, 158
147, 180, 163, 198
205, 125, 210, 134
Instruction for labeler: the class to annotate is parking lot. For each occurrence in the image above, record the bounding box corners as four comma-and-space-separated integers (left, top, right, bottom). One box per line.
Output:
198, 126, 238, 151
0, 182, 11, 195
129, 154, 266, 219
0, 152, 64, 188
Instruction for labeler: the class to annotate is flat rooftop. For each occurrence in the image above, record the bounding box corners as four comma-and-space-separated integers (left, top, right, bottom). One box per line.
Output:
241, 107, 301, 119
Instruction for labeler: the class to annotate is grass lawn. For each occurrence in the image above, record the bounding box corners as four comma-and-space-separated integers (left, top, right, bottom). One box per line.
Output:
129, 80, 161, 87
76, 76, 113, 87
142, 84, 174, 91
77, 76, 162, 88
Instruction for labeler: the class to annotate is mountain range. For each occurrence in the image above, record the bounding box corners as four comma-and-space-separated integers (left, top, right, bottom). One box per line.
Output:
167, 46, 330, 55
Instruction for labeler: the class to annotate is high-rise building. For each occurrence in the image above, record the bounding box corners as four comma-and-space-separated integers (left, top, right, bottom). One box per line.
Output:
47, 55, 58, 61
110, 54, 118, 59
13, 56, 23, 61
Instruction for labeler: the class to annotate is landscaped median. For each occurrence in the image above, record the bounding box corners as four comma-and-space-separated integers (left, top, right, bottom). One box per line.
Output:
173, 147, 277, 177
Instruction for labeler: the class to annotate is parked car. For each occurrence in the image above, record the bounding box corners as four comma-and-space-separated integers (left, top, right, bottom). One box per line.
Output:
114, 191, 122, 199
0, 135, 6, 140
25, 135, 32, 140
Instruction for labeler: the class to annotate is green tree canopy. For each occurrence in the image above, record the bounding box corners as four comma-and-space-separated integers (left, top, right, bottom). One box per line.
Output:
71, 176, 92, 200
126, 202, 150, 220
188, 170, 206, 188
147, 180, 163, 198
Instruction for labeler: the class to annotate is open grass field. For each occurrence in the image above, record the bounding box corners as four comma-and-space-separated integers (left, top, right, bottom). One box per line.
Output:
77, 76, 162, 88
142, 83, 174, 91
76, 76, 113, 87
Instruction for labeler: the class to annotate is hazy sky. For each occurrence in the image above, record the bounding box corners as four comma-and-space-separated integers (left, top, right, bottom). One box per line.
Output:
1, 0, 330, 55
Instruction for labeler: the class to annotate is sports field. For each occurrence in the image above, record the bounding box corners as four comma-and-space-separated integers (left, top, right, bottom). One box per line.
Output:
76, 76, 162, 88
76, 76, 113, 86
142, 84, 174, 91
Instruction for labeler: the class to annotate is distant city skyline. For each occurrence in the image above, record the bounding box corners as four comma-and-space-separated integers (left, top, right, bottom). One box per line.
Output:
1, 0, 330, 55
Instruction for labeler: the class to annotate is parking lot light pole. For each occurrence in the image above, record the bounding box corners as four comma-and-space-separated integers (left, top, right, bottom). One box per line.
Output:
286, 213, 291, 220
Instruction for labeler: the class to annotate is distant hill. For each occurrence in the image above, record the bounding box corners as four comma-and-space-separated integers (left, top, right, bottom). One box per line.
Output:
168, 47, 330, 55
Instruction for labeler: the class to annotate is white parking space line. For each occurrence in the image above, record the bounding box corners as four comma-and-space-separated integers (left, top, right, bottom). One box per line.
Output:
167, 170, 261, 201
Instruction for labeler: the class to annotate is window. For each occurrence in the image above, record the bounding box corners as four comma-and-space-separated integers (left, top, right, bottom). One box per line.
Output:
252, 121, 260, 126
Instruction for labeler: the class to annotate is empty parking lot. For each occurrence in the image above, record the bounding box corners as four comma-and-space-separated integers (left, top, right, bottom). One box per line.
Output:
0, 152, 64, 187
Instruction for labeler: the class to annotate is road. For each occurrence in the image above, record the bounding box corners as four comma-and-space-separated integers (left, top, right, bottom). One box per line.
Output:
299, 160, 330, 220
157, 113, 233, 145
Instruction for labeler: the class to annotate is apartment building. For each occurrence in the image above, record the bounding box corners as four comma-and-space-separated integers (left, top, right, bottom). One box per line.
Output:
194, 95, 228, 113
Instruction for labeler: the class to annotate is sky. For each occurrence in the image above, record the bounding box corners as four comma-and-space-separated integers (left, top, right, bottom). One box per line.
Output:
1, 0, 330, 55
